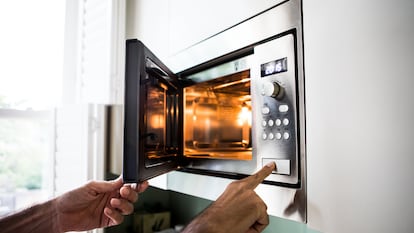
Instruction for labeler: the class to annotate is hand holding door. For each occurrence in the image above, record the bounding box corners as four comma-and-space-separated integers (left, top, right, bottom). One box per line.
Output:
54, 177, 149, 232
182, 162, 276, 233
0, 177, 149, 233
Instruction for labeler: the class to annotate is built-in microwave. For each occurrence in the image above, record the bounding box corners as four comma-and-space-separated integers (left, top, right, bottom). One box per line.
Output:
123, 0, 305, 190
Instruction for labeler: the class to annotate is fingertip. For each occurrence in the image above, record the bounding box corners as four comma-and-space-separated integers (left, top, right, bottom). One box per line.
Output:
120, 186, 138, 203
264, 161, 276, 169
110, 198, 121, 207
258, 161, 276, 177
138, 181, 149, 193
104, 207, 113, 216
244, 162, 276, 189
120, 186, 131, 196
104, 207, 124, 226
114, 176, 124, 185
104, 207, 116, 223
264, 161, 276, 174
106, 177, 123, 191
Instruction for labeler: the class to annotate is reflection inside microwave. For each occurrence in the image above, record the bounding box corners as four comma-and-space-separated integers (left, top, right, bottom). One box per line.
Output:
145, 86, 167, 158
183, 70, 252, 160
144, 82, 179, 161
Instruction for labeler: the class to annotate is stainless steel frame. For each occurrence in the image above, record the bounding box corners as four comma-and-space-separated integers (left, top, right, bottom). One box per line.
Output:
165, 0, 306, 222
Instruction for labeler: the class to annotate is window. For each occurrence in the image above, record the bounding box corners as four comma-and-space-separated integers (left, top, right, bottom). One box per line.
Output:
0, 0, 65, 216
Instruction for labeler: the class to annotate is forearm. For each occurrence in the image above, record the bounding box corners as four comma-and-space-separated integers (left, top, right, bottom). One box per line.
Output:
0, 198, 60, 233
182, 205, 225, 233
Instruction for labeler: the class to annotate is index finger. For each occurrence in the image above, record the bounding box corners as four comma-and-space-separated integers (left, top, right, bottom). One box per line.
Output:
123, 180, 149, 194
243, 161, 276, 189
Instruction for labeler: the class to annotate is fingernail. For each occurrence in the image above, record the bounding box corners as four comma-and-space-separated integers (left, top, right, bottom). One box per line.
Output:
111, 198, 121, 206
106, 208, 112, 215
123, 188, 130, 196
265, 161, 276, 168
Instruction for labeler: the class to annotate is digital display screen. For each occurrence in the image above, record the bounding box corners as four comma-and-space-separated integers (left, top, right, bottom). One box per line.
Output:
261, 57, 288, 77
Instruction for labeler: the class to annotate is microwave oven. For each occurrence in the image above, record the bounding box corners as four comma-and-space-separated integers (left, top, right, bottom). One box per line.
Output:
123, 0, 305, 189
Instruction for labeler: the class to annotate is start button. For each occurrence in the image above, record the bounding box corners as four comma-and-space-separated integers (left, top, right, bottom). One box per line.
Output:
262, 158, 291, 175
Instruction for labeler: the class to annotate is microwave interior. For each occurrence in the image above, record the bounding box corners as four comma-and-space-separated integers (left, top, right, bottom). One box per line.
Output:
144, 62, 252, 161
177, 54, 263, 178
183, 71, 252, 158
143, 52, 257, 176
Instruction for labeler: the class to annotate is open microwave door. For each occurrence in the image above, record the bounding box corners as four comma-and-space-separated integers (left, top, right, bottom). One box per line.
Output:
123, 39, 182, 183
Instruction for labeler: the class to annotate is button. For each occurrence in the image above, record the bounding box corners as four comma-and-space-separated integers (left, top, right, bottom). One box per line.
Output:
262, 133, 267, 140
268, 119, 274, 127
268, 133, 274, 140
283, 132, 290, 140
262, 120, 267, 127
279, 104, 289, 113
261, 106, 270, 115
275, 132, 282, 140
283, 118, 290, 126
275, 119, 282, 126
262, 158, 291, 175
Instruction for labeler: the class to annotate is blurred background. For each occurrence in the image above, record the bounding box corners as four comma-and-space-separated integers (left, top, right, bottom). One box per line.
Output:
0, 0, 64, 215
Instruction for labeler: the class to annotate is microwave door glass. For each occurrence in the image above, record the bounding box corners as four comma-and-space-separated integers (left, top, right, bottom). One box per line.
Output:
123, 39, 181, 183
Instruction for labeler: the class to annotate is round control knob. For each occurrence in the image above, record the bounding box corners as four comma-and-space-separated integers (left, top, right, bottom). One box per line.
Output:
262, 81, 283, 99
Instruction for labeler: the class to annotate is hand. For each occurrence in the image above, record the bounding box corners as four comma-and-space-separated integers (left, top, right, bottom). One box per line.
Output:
54, 176, 149, 232
182, 162, 276, 233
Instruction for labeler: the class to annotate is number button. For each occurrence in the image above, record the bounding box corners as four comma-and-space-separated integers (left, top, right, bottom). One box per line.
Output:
275, 119, 282, 126
268, 119, 274, 127
275, 132, 282, 140
268, 133, 275, 140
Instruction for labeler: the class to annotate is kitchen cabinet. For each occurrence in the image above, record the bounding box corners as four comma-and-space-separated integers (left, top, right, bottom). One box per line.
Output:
126, 0, 286, 63
167, 0, 287, 56
126, 0, 170, 62
303, 0, 414, 232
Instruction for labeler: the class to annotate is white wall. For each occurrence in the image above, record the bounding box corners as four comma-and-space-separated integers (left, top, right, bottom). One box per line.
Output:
303, 0, 414, 232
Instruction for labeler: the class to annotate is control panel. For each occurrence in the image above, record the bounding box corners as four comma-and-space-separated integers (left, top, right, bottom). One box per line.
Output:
252, 33, 300, 185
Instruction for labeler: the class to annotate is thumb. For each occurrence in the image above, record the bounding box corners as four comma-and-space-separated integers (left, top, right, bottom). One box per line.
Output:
110, 176, 124, 188
91, 176, 123, 193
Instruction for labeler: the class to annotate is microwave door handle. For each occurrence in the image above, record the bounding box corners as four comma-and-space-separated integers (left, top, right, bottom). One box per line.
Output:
145, 58, 170, 79
147, 67, 169, 79
146, 67, 178, 89
145, 57, 179, 88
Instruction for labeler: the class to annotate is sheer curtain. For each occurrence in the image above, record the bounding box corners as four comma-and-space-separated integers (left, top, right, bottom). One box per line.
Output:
0, 0, 65, 216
